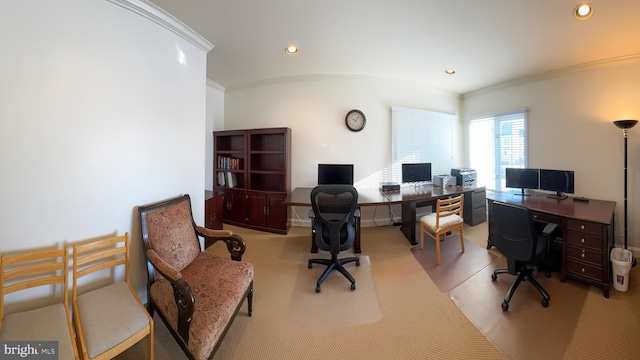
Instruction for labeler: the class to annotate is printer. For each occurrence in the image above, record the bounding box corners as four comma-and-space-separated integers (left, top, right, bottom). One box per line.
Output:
450, 168, 477, 187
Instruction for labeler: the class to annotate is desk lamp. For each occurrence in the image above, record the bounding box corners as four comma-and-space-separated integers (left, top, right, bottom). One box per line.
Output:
613, 119, 638, 266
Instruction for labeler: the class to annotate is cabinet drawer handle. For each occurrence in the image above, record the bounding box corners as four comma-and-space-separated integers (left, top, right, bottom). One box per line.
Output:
581, 225, 585, 230
581, 268, 586, 273
581, 238, 585, 244
581, 250, 586, 258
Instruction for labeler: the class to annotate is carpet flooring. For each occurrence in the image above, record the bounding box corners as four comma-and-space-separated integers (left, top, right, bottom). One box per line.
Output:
115, 222, 640, 360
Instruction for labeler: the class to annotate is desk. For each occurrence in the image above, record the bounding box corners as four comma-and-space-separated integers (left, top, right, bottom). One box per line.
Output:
487, 192, 616, 298
283, 185, 486, 252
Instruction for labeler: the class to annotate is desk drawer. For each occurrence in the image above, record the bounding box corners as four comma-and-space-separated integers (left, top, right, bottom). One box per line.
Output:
566, 230, 604, 251
565, 259, 603, 281
531, 211, 562, 225
565, 245, 602, 266
566, 219, 603, 235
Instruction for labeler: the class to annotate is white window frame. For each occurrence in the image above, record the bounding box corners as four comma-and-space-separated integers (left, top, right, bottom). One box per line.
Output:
468, 109, 528, 191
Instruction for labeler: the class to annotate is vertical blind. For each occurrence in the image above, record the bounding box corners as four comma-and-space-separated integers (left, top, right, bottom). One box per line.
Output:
468, 109, 528, 191
391, 107, 456, 183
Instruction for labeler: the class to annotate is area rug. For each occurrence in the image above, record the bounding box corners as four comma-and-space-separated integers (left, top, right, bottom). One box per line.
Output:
288, 254, 383, 326
410, 234, 498, 292
449, 255, 590, 360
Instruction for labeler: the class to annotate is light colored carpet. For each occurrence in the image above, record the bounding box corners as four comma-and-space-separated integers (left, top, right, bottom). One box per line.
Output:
116, 222, 640, 360
410, 234, 498, 292
288, 254, 382, 326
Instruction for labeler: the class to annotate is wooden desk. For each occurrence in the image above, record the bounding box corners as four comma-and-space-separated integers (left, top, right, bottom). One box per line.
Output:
283, 187, 389, 253
284, 185, 486, 252
487, 192, 616, 298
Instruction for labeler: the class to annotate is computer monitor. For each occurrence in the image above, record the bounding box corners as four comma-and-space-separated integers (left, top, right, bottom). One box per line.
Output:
401, 163, 432, 183
317, 164, 354, 185
539, 169, 574, 200
505, 168, 539, 196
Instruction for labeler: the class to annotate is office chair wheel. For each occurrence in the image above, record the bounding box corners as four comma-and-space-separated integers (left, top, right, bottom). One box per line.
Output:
491, 273, 498, 281
351, 283, 356, 291
501, 301, 509, 311
316, 285, 321, 293
542, 298, 549, 308
356, 259, 360, 266
308, 263, 313, 269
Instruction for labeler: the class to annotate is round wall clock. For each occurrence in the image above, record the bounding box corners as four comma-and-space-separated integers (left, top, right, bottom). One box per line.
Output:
345, 109, 366, 132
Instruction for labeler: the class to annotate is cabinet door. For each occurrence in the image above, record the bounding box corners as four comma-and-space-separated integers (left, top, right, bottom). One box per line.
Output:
205, 191, 224, 229
246, 192, 267, 226
224, 188, 247, 224
266, 194, 288, 230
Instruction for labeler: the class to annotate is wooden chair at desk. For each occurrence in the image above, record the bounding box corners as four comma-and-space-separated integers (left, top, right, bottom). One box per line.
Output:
419, 194, 465, 265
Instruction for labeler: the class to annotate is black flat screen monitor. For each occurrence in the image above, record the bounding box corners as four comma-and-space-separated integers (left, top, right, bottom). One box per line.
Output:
402, 163, 432, 183
505, 168, 539, 196
317, 164, 354, 185
539, 169, 574, 200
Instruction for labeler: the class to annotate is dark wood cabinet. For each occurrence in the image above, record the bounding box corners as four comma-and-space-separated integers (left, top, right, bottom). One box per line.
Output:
214, 127, 291, 234
205, 190, 224, 230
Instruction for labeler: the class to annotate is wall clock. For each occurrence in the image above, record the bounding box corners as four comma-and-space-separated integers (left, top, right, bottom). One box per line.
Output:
345, 109, 366, 132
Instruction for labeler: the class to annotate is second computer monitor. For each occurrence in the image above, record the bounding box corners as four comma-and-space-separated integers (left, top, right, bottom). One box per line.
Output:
401, 163, 432, 183
317, 164, 354, 185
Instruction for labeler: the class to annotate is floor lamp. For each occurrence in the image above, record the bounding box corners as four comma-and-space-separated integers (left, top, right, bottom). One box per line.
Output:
613, 119, 638, 265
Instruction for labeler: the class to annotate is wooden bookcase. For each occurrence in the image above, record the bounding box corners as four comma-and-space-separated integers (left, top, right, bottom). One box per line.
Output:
213, 127, 291, 234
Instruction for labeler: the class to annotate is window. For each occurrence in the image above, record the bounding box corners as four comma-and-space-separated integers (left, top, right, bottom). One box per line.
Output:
468, 109, 528, 191
391, 107, 456, 184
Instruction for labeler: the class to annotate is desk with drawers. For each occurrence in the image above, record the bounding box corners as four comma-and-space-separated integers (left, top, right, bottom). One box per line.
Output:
487, 192, 616, 298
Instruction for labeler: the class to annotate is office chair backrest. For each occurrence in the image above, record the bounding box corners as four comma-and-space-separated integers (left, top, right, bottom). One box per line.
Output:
493, 201, 537, 263
310, 185, 358, 254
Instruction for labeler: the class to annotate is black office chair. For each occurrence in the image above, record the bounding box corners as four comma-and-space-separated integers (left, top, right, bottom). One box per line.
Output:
490, 201, 558, 311
308, 185, 360, 293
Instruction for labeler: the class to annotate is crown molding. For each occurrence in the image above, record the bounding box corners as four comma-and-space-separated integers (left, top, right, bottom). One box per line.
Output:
463, 53, 640, 99
107, 0, 213, 53
206, 79, 225, 92
224, 74, 458, 97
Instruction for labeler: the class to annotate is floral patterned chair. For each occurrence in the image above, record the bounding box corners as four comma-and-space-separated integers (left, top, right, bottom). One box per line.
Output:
138, 194, 253, 360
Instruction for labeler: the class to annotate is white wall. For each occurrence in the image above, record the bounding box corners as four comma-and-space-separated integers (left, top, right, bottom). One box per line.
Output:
0, 0, 210, 311
462, 63, 640, 254
224, 76, 461, 225
205, 80, 226, 190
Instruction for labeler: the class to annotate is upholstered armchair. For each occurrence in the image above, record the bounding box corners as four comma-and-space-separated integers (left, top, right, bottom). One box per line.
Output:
138, 194, 253, 360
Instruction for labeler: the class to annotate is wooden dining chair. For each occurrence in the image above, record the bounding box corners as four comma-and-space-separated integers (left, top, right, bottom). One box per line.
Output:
72, 233, 153, 360
419, 194, 465, 265
0, 247, 79, 360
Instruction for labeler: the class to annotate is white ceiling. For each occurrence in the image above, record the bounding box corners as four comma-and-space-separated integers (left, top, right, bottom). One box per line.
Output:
149, 0, 640, 94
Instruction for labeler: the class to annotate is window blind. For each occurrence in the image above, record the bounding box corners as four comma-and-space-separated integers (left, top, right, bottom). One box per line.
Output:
391, 107, 456, 184
468, 109, 528, 191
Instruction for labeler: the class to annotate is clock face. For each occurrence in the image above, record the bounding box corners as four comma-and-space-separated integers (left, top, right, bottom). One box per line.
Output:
345, 110, 366, 132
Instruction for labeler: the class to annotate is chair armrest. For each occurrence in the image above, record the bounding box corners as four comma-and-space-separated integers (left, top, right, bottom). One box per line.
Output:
354, 209, 361, 218
146, 249, 195, 342
542, 223, 558, 236
196, 226, 247, 261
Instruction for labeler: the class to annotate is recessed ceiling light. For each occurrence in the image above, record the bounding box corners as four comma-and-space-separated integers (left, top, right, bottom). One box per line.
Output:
574, 3, 594, 20
445, 69, 456, 75
285, 46, 299, 55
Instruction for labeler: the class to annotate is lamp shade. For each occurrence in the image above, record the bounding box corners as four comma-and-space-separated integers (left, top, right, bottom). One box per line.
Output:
613, 119, 638, 129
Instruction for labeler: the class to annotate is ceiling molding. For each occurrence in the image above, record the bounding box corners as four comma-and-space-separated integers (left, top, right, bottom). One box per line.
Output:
207, 79, 225, 92
224, 74, 458, 96
463, 54, 640, 99
107, 0, 213, 52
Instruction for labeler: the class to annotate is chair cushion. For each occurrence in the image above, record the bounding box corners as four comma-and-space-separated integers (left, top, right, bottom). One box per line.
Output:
0, 303, 76, 360
150, 251, 254, 360
420, 213, 463, 232
76, 281, 150, 359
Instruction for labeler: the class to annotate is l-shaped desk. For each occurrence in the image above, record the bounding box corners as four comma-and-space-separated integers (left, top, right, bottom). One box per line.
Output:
283, 185, 487, 253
